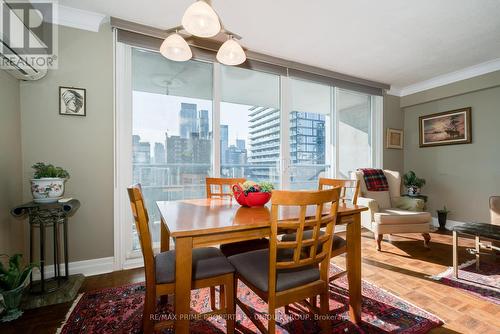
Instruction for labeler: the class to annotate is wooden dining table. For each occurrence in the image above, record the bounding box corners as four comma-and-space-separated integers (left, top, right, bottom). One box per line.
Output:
157, 198, 367, 333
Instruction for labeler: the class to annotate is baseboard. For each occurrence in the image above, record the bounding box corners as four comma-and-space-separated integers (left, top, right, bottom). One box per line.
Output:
32, 256, 115, 280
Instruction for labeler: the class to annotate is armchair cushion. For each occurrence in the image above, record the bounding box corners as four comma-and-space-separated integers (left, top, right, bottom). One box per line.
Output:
392, 196, 425, 212
365, 190, 391, 209
374, 209, 432, 225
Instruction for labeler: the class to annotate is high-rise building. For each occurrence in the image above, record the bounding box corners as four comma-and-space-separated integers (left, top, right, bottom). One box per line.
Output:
132, 135, 151, 164
179, 103, 198, 139
154, 142, 166, 164
199, 109, 209, 139
236, 139, 246, 150
220, 124, 229, 164
227, 145, 247, 165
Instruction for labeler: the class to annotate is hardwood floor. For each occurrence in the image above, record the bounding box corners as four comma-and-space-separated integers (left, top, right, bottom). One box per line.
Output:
1, 229, 498, 333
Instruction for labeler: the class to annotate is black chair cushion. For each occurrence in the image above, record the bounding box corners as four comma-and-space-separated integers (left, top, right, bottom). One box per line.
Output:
155, 247, 234, 284
281, 230, 346, 250
228, 249, 320, 292
220, 238, 269, 257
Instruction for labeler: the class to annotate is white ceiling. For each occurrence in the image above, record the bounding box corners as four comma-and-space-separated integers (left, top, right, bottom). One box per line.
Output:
59, 0, 500, 90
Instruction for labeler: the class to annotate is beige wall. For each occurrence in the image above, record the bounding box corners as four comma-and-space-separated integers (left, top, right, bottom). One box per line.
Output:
403, 75, 500, 223
20, 25, 114, 262
0, 70, 23, 255
383, 94, 404, 174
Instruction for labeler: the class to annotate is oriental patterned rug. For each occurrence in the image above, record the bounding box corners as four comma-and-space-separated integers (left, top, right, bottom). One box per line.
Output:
58, 265, 442, 333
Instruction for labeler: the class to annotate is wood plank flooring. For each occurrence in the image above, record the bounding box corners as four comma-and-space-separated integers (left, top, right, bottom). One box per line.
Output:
1, 229, 498, 333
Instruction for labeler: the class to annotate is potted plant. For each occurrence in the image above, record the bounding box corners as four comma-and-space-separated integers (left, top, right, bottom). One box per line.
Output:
232, 181, 274, 207
30, 162, 70, 203
437, 206, 450, 231
403, 170, 426, 196
0, 254, 37, 322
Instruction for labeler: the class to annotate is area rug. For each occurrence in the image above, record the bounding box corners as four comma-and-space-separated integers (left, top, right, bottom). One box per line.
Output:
431, 260, 500, 305
58, 265, 442, 333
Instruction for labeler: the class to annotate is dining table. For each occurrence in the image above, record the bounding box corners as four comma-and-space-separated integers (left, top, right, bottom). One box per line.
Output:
156, 198, 367, 333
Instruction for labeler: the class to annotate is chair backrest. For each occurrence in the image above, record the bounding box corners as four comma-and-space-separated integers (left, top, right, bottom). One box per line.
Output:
206, 177, 246, 198
490, 196, 500, 225
318, 178, 360, 205
269, 188, 340, 280
127, 184, 155, 282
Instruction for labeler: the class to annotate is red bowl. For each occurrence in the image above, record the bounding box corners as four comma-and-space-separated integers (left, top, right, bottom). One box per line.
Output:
232, 184, 272, 207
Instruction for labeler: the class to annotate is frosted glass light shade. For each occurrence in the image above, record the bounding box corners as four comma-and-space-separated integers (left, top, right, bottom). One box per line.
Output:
181, 1, 221, 38
216, 38, 246, 66
159, 33, 192, 62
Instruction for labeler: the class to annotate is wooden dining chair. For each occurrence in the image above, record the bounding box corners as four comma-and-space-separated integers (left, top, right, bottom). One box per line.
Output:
283, 178, 360, 286
205, 177, 269, 310
228, 188, 341, 333
127, 184, 236, 334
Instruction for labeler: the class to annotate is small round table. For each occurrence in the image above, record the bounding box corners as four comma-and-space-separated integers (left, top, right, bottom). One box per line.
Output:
11, 199, 80, 294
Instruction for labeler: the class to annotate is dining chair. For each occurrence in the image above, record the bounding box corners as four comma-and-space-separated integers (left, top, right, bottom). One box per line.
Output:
282, 178, 360, 284
205, 177, 269, 310
127, 184, 235, 334
228, 188, 341, 333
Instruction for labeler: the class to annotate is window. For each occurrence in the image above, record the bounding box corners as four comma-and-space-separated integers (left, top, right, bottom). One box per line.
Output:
337, 89, 372, 178
131, 48, 213, 250
220, 65, 281, 187
289, 79, 332, 189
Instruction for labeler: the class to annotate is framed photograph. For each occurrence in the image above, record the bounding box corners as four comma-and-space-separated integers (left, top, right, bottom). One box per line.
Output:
59, 86, 86, 116
419, 107, 471, 147
386, 128, 403, 149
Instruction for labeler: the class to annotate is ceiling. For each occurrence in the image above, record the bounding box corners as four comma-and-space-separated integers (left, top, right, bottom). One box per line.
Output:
59, 0, 500, 90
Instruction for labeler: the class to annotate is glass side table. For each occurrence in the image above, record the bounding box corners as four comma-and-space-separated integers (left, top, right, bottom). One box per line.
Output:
11, 199, 80, 294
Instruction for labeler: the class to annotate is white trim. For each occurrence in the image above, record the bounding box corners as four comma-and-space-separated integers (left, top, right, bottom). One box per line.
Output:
389, 57, 500, 97
431, 217, 469, 229
32, 257, 114, 280
54, 5, 107, 32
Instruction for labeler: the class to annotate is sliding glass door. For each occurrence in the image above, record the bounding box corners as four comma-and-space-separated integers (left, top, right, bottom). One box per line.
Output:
220, 65, 281, 187
116, 43, 383, 267
131, 48, 213, 249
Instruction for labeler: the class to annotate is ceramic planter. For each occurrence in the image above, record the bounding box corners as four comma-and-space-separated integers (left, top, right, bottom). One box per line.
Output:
406, 186, 421, 196
0, 272, 31, 322
30, 178, 65, 203
437, 212, 448, 230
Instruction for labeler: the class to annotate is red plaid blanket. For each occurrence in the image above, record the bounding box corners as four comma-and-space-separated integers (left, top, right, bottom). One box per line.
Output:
359, 168, 389, 191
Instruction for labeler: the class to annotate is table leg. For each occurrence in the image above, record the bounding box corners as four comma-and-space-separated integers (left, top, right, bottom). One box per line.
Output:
53, 220, 58, 279
160, 218, 170, 252
453, 231, 458, 278
475, 235, 480, 271
175, 237, 193, 334
63, 217, 69, 278
30, 221, 34, 286
40, 220, 45, 293
346, 213, 362, 324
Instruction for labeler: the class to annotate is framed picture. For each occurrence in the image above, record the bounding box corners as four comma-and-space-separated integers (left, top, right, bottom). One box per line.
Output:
386, 128, 403, 149
419, 107, 471, 147
59, 86, 86, 116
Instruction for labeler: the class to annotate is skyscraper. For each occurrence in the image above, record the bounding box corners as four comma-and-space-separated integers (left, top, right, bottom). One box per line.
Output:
179, 103, 198, 139
220, 124, 229, 164
198, 109, 209, 139
236, 139, 246, 150
154, 142, 166, 164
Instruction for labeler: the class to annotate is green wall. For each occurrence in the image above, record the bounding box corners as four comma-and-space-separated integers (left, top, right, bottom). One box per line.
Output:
19, 25, 114, 262
403, 73, 500, 223
0, 70, 23, 255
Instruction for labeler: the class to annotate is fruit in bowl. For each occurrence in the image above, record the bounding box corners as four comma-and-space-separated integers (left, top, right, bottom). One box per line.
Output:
232, 181, 274, 207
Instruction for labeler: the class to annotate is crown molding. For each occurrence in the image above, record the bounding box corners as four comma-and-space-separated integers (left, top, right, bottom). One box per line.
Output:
53, 5, 108, 32
388, 57, 500, 97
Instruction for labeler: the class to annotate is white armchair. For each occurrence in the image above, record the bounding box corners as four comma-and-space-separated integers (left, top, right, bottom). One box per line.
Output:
352, 170, 432, 251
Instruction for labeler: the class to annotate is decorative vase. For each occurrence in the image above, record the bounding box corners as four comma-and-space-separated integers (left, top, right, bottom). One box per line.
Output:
232, 184, 272, 207
30, 178, 65, 203
0, 272, 31, 322
437, 212, 448, 230
407, 186, 420, 196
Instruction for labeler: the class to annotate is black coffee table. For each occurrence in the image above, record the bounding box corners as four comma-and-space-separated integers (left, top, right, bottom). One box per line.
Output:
452, 222, 500, 278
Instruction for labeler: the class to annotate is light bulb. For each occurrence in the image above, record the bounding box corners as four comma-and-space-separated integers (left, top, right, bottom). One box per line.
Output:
216, 38, 246, 66
181, 1, 221, 38
159, 33, 192, 62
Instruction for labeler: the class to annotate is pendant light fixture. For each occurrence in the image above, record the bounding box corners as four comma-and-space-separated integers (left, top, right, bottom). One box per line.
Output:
216, 35, 246, 66
159, 32, 192, 62
181, 0, 221, 38
160, 1, 246, 65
